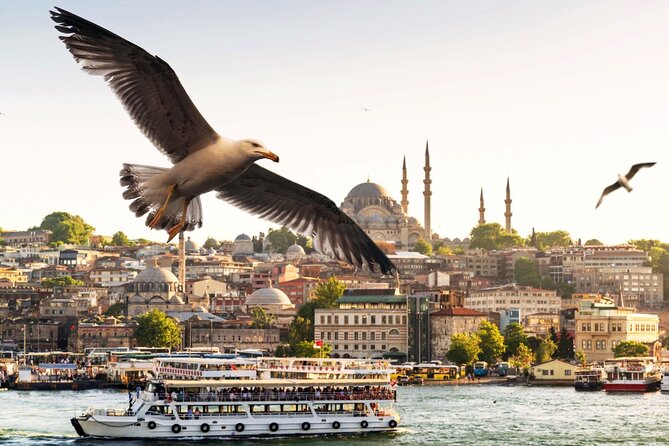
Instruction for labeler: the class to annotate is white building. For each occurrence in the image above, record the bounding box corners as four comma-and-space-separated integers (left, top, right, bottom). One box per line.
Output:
465, 284, 561, 319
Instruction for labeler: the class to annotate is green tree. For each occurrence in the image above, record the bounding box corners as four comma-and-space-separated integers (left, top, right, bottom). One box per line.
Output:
503, 322, 527, 359
446, 333, 481, 365
135, 309, 182, 348
514, 257, 541, 287
203, 237, 220, 249
104, 302, 125, 317
533, 230, 572, 251
111, 231, 131, 246
40, 276, 84, 287
435, 245, 453, 256
534, 338, 557, 364
313, 277, 345, 307
470, 223, 525, 251
477, 320, 506, 364
250, 307, 276, 329
584, 239, 602, 246
265, 227, 298, 254
575, 350, 587, 366
38, 211, 95, 245
612, 340, 649, 358
274, 343, 293, 357
293, 340, 332, 358
413, 239, 433, 256
555, 328, 574, 359
509, 343, 533, 370
288, 315, 313, 346
296, 234, 314, 253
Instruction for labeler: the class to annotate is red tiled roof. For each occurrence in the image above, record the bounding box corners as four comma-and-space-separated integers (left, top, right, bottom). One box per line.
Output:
430, 307, 486, 317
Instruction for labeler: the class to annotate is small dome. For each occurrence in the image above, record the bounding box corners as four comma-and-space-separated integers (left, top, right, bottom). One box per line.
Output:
453, 238, 462, 243
129, 293, 144, 303
134, 258, 178, 284
443, 237, 452, 243
169, 295, 184, 304
368, 215, 385, 225
246, 285, 292, 306
287, 244, 305, 255
462, 237, 471, 243
408, 217, 418, 225
184, 237, 199, 251
235, 233, 251, 241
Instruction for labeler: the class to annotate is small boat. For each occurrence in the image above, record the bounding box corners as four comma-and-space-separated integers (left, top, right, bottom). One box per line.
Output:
574, 364, 606, 391
603, 357, 661, 392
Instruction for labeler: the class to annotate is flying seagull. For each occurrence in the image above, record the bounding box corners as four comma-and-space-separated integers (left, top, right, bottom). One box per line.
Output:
51, 8, 396, 275
361, 107, 372, 112
595, 162, 656, 209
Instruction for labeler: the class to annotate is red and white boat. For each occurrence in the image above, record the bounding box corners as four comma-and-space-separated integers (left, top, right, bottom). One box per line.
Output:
603, 357, 661, 392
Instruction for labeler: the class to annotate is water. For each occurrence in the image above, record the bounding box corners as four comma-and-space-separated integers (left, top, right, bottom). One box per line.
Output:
0, 385, 667, 445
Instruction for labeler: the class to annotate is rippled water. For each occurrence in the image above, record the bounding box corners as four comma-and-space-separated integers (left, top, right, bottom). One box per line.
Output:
0, 384, 667, 445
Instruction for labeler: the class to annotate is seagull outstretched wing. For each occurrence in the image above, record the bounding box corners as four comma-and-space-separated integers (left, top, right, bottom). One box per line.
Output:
216, 165, 397, 275
625, 162, 656, 181
595, 182, 622, 209
51, 7, 219, 164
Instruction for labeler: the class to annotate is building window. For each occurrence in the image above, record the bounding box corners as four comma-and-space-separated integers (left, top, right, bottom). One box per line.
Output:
344, 316, 349, 324
334, 316, 339, 324
344, 332, 348, 341
354, 332, 359, 341
320, 315, 325, 324
564, 370, 572, 376
354, 316, 359, 324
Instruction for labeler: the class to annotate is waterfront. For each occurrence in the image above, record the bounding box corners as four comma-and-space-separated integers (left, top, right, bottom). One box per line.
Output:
1, 384, 667, 445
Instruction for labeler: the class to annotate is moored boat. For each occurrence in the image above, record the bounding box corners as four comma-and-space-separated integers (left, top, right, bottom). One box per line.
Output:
602, 357, 661, 392
574, 364, 606, 391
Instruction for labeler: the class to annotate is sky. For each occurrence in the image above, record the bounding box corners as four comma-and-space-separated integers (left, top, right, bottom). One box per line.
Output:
2, 1, 669, 246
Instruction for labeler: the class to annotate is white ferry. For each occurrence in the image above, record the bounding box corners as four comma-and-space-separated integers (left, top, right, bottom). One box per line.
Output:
573, 364, 606, 391
602, 357, 662, 392
70, 357, 400, 438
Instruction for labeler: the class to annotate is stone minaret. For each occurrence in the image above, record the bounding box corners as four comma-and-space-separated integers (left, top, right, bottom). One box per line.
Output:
478, 188, 486, 225
423, 141, 432, 239
178, 231, 186, 295
504, 177, 512, 233
401, 156, 409, 214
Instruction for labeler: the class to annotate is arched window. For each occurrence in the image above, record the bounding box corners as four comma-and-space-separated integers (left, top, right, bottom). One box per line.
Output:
388, 329, 400, 336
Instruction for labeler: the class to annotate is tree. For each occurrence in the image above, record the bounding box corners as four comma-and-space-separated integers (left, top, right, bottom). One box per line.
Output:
313, 277, 345, 307
250, 307, 276, 329
514, 257, 542, 287
203, 237, 220, 249
477, 320, 505, 364
533, 230, 572, 251
435, 245, 453, 256
296, 234, 314, 253
111, 231, 131, 246
534, 338, 557, 364
503, 322, 527, 359
104, 302, 125, 317
293, 340, 332, 358
40, 276, 84, 287
509, 343, 533, 371
38, 211, 95, 245
413, 239, 433, 256
288, 315, 313, 346
575, 350, 587, 366
584, 239, 602, 246
135, 309, 182, 348
265, 227, 298, 254
470, 223, 525, 251
554, 328, 574, 359
612, 340, 649, 358
446, 333, 481, 365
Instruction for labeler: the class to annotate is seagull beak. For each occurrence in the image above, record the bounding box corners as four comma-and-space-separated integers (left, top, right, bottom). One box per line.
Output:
258, 150, 280, 162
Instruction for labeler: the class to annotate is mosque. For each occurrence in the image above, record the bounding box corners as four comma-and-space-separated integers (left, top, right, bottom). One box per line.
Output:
338, 141, 514, 250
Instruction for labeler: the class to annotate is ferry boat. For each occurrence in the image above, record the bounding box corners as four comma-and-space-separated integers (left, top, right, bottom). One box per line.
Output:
70, 357, 400, 438
602, 357, 662, 392
573, 364, 606, 391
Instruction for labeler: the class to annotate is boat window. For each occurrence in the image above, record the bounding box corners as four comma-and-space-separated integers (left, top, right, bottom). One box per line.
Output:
205, 405, 220, 414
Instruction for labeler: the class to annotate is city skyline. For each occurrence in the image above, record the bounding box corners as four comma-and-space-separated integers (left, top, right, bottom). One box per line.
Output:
2, 1, 669, 245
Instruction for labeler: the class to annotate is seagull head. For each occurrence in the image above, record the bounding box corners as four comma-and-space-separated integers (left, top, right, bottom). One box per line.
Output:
240, 139, 279, 163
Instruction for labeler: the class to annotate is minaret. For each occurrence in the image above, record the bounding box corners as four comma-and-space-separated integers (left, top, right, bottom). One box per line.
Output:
478, 188, 486, 225
401, 156, 409, 214
178, 231, 186, 295
423, 141, 432, 239
504, 177, 512, 233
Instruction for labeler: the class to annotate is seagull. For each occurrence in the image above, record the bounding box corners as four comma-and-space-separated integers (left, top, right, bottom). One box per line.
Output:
361, 107, 372, 112
51, 8, 396, 275
595, 162, 656, 209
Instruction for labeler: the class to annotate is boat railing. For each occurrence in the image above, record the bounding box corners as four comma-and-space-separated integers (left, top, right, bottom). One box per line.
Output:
147, 389, 396, 403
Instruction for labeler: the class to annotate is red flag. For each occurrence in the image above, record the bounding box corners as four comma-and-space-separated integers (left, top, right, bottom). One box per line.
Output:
314, 340, 323, 348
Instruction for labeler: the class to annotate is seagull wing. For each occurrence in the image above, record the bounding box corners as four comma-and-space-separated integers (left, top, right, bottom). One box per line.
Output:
216, 165, 397, 275
595, 181, 622, 209
51, 8, 219, 164
624, 162, 656, 180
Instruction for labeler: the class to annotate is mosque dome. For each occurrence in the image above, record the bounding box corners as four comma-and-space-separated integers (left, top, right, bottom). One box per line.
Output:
368, 215, 385, 226
287, 243, 305, 255
245, 285, 292, 307
134, 258, 178, 284
235, 234, 252, 241
346, 181, 393, 201
408, 217, 418, 225
184, 237, 199, 252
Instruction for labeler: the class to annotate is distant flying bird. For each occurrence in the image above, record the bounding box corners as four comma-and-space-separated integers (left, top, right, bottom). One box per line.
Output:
51, 8, 396, 275
595, 162, 656, 209
361, 107, 372, 112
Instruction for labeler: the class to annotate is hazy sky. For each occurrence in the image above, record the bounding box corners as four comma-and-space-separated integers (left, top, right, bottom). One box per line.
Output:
2, 1, 669, 246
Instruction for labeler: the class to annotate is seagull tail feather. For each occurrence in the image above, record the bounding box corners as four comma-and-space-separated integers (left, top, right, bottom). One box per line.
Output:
119, 163, 203, 233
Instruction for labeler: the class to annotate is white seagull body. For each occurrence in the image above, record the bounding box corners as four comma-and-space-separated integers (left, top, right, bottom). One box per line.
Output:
595, 162, 656, 209
51, 7, 396, 275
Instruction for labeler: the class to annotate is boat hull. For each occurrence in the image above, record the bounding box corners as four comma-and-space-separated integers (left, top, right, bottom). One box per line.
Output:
603, 381, 661, 392
574, 381, 603, 391
72, 415, 400, 439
